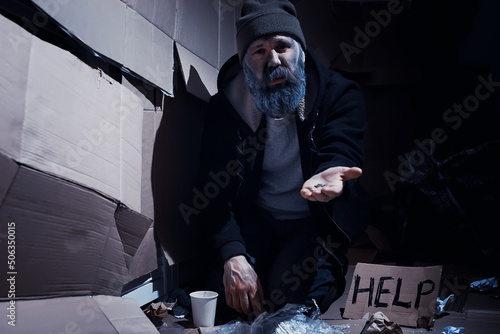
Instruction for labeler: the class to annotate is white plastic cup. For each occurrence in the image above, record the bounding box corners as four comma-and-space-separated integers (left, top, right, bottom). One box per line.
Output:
189, 290, 218, 328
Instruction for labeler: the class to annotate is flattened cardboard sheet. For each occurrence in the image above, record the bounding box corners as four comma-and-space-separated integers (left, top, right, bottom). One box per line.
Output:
343, 263, 442, 327
141, 110, 163, 220
0, 296, 159, 333
124, 7, 174, 94
125, 0, 176, 38
0, 13, 145, 213
120, 84, 144, 211
115, 205, 154, 269
0, 165, 126, 299
0, 14, 31, 160
174, 0, 219, 68
31, 0, 127, 65
31, 0, 174, 95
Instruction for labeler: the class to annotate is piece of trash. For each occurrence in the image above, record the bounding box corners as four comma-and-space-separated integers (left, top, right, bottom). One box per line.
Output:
252, 303, 349, 334
441, 325, 464, 334
360, 311, 403, 334
144, 301, 175, 325
435, 294, 455, 315
314, 183, 326, 188
470, 277, 498, 292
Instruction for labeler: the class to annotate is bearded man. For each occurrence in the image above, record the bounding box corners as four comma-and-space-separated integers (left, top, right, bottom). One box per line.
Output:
192, 0, 370, 318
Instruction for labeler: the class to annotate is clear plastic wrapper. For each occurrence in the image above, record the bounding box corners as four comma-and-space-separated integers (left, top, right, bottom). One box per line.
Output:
202, 304, 350, 334
202, 320, 251, 334
251, 304, 348, 334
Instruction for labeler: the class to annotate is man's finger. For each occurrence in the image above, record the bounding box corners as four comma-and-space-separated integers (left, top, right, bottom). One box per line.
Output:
341, 167, 362, 181
225, 288, 233, 310
238, 290, 251, 315
250, 279, 264, 315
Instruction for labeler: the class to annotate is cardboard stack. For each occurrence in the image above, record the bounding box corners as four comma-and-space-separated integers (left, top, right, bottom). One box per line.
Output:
0, 0, 241, 332
0, 8, 159, 332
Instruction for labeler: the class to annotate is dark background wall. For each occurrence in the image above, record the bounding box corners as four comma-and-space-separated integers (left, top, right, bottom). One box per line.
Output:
292, 0, 500, 265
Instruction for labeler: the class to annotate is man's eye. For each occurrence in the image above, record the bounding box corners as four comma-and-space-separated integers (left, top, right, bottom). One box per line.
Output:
276, 45, 289, 52
254, 49, 265, 55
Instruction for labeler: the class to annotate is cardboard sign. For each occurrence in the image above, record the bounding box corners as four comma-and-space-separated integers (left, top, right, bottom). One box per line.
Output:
343, 263, 442, 327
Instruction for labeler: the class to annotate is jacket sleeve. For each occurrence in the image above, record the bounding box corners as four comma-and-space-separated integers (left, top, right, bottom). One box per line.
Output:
315, 72, 371, 244
314, 72, 367, 173
192, 96, 248, 264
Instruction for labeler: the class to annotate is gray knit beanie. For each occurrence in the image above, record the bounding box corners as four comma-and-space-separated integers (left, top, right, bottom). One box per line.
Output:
236, 0, 306, 60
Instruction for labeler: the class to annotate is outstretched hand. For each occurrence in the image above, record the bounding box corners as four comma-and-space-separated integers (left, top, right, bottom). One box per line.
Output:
301, 166, 362, 202
223, 255, 264, 315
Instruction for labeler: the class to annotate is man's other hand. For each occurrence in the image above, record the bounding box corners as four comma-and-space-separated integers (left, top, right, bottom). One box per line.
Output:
223, 255, 264, 315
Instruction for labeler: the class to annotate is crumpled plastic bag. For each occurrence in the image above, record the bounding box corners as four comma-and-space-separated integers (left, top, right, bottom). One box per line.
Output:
441, 325, 464, 334
470, 277, 498, 292
435, 294, 455, 315
360, 311, 403, 334
202, 304, 349, 334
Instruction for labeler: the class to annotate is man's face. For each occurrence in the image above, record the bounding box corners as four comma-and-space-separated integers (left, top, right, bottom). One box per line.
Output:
242, 35, 306, 118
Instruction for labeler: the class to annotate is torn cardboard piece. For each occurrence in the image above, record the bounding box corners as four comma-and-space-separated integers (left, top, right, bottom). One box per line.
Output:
126, 227, 158, 282
0, 161, 124, 298
176, 43, 218, 102
115, 205, 154, 269
343, 263, 442, 328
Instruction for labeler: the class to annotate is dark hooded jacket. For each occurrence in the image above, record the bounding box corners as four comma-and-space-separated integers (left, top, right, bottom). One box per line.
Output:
193, 49, 370, 264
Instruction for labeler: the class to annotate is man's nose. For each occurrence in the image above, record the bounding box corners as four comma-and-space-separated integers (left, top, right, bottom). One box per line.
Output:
267, 50, 281, 68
